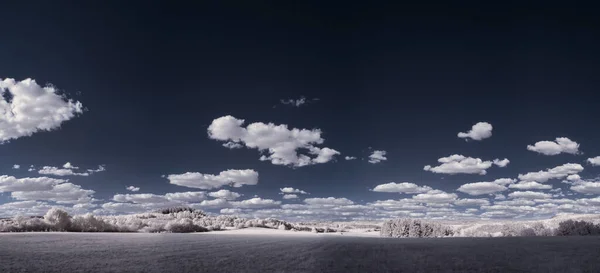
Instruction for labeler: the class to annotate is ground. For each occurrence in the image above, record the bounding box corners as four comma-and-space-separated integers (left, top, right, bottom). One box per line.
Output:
0, 230, 598, 273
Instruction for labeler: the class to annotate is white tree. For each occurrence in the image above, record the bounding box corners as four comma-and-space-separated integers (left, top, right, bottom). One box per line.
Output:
44, 208, 71, 231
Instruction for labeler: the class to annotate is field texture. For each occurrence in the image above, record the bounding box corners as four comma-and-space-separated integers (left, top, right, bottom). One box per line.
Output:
1, 232, 599, 273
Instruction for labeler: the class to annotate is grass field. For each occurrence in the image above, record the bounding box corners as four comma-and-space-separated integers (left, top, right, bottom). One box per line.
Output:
1, 232, 598, 273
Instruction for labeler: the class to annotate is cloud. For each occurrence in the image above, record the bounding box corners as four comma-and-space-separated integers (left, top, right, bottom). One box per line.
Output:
222, 142, 243, 149
508, 181, 552, 190
126, 186, 140, 192
304, 197, 354, 206
457, 182, 507, 195
208, 189, 241, 200
164, 191, 207, 202
424, 155, 493, 175
527, 137, 580, 155
220, 208, 242, 214
62, 162, 78, 169
282, 194, 298, 199
0, 175, 67, 192
280, 96, 318, 107
231, 197, 281, 209
493, 158, 510, 167
368, 150, 387, 164
587, 156, 600, 166
0, 78, 84, 143
344, 156, 356, 160
279, 187, 308, 194
208, 115, 340, 167
113, 193, 169, 204
454, 198, 490, 207
508, 191, 552, 200
492, 178, 517, 185
11, 182, 95, 204
412, 190, 458, 203
12, 164, 20, 169
101, 202, 147, 214
87, 165, 106, 173
195, 198, 231, 209
167, 169, 258, 189
571, 182, 600, 195
518, 163, 584, 183
457, 122, 492, 141
38, 166, 90, 176
372, 182, 432, 194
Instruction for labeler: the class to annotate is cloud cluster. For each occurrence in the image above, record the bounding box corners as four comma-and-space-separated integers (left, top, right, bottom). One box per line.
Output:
279, 187, 308, 194
208, 116, 339, 167
167, 169, 258, 190
457, 182, 507, 196
587, 156, 600, 166
0, 78, 83, 143
36, 162, 105, 176
518, 163, 584, 183
457, 122, 492, 141
368, 150, 387, 164
372, 182, 432, 194
424, 155, 494, 175
126, 186, 140, 192
527, 137, 580, 155
493, 158, 510, 168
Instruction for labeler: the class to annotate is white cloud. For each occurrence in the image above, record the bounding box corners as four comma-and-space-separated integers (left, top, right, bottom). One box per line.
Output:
164, 191, 207, 203
457, 122, 492, 141
493, 158, 510, 167
282, 194, 298, 199
412, 190, 458, 204
62, 162, 79, 169
368, 150, 387, 164
457, 182, 507, 195
101, 202, 146, 214
571, 182, 600, 195
280, 97, 317, 107
87, 165, 106, 173
11, 182, 95, 204
208, 189, 241, 200
167, 169, 258, 189
518, 163, 584, 183
424, 155, 493, 175
0, 175, 66, 192
280, 187, 308, 195
454, 198, 490, 207
492, 178, 517, 185
344, 156, 356, 160
508, 191, 552, 200
113, 193, 169, 204
231, 197, 281, 209
195, 198, 231, 209
0, 78, 83, 143
494, 194, 506, 200
509, 181, 552, 190
304, 197, 354, 206
12, 164, 20, 169
126, 186, 140, 192
222, 141, 243, 149
208, 115, 339, 167
38, 166, 90, 176
372, 182, 432, 194
220, 208, 242, 214
527, 137, 580, 155
587, 156, 600, 166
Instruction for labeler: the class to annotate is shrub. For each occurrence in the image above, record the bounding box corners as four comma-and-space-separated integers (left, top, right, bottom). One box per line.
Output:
381, 218, 454, 238
164, 219, 208, 233
556, 220, 600, 236
69, 214, 118, 232
44, 208, 71, 231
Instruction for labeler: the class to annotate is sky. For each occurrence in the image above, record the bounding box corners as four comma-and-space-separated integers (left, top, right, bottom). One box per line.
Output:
1, 2, 600, 220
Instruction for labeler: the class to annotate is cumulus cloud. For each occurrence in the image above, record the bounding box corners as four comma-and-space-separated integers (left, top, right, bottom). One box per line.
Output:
424, 155, 493, 175
457, 122, 492, 141
492, 178, 517, 186
208, 115, 340, 167
11, 182, 95, 204
368, 150, 387, 164
220, 208, 242, 214
164, 191, 207, 202
412, 190, 458, 204
508, 181, 552, 190
571, 182, 600, 195
493, 158, 510, 167
587, 156, 600, 166
126, 186, 140, 192
372, 182, 432, 194
113, 193, 168, 204
208, 189, 241, 200
101, 202, 146, 214
457, 182, 507, 195
304, 197, 354, 206
0, 78, 83, 143
344, 156, 356, 160
231, 197, 281, 209
167, 169, 258, 189
38, 166, 90, 176
508, 191, 552, 200
280, 96, 318, 107
279, 187, 308, 194
0, 175, 67, 192
518, 163, 584, 183
222, 141, 243, 149
195, 198, 231, 209
12, 164, 20, 169
282, 194, 298, 199
454, 198, 490, 207
527, 137, 580, 155
62, 162, 78, 169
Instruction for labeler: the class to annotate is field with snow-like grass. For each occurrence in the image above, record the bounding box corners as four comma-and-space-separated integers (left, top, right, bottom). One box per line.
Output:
1, 232, 599, 273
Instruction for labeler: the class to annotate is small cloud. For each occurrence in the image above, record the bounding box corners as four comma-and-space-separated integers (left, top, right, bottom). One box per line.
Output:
587, 156, 600, 166
457, 122, 492, 141
344, 156, 356, 160
126, 186, 140, 192
282, 194, 298, 199
279, 96, 318, 107
62, 162, 79, 169
493, 158, 510, 167
527, 137, 580, 156
280, 187, 308, 194
368, 150, 387, 164
424, 154, 493, 175
12, 164, 20, 169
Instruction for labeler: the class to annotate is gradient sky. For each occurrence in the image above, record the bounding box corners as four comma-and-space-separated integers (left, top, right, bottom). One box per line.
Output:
1, 2, 599, 220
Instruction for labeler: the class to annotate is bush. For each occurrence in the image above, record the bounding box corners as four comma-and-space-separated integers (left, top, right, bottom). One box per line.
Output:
44, 208, 71, 231
164, 219, 208, 233
380, 219, 454, 238
69, 214, 118, 232
556, 220, 600, 236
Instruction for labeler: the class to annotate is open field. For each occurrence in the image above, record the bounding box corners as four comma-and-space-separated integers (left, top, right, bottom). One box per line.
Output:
1, 230, 599, 273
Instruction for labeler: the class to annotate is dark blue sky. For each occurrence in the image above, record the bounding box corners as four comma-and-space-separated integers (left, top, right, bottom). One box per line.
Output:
1, 2, 599, 219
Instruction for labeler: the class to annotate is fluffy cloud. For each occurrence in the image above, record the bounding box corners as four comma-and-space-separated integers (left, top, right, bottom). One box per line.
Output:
344, 156, 356, 160
126, 186, 140, 192
38, 166, 89, 176
11, 182, 95, 204
457, 182, 507, 195
208, 189, 241, 200
0, 78, 83, 143
492, 178, 517, 185
231, 197, 281, 209
493, 158, 510, 167
527, 137, 580, 155
508, 191, 552, 200
280, 187, 308, 194
457, 122, 492, 141
454, 198, 490, 207
12, 164, 20, 169
571, 182, 600, 195
0, 175, 66, 192
412, 190, 458, 203
113, 193, 168, 204
220, 208, 242, 214
508, 181, 552, 190
195, 198, 231, 209
280, 96, 318, 107
518, 163, 584, 183
208, 115, 339, 167
282, 194, 298, 199
424, 155, 493, 175
372, 182, 432, 194
304, 197, 354, 206
164, 191, 207, 202
587, 156, 600, 166
167, 169, 258, 189
101, 202, 147, 214
368, 150, 387, 164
